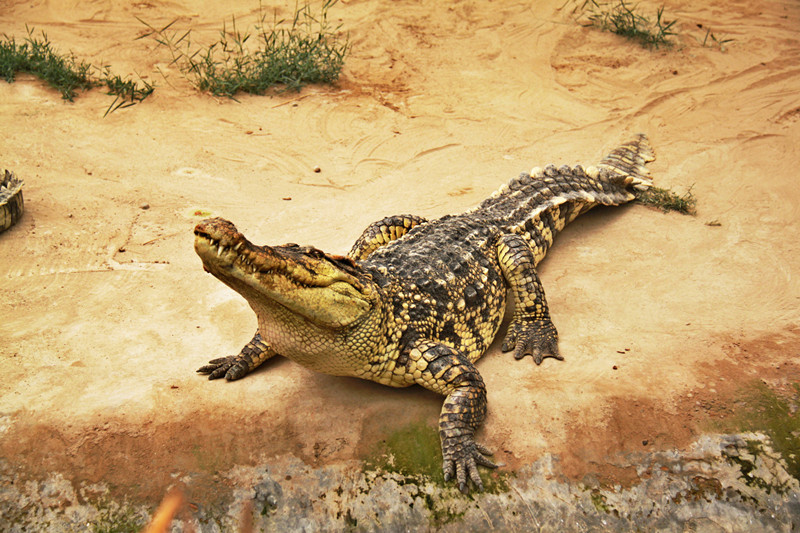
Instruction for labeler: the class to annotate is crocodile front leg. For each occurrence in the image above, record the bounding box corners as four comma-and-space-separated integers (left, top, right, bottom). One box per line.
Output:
404, 340, 497, 493
347, 214, 428, 260
197, 330, 279, 380
496, 233, 562, 364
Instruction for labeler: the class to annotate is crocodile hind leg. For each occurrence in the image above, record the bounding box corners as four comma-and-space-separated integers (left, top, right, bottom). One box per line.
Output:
496, 233, 562, 364
197, 330, 278, 380
347, 214, 428, 260
404, 340, 497, 493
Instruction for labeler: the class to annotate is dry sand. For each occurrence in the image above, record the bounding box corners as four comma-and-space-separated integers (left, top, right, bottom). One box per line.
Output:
1, 0, 799, 526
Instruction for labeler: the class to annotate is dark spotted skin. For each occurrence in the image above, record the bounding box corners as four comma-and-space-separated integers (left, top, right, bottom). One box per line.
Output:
362, 215, 508, 366
196, 134, 655, 493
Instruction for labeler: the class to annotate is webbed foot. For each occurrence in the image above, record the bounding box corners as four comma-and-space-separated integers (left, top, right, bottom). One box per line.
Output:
197, 356, 250, 381
442, 434, 498, 494
197, 332, 276, 381
501, 318, 562, 364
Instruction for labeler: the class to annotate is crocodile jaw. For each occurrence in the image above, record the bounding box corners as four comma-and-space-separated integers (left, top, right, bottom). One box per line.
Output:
194, 218, 374, 328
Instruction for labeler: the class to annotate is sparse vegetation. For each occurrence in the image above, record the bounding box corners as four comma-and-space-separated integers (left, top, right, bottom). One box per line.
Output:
577, 0, 676, 49
0, 28, 93, 99
635, 185, 696, 215
139, 0, 349, 98
100, 69, 155, 116
697, 25, 734, 52
572, 1, 735, 52
589, 489, 617, 515
364, 420, 510, 493
363, 421, 511, 526
713, 381, 800, 483
90, 499, 145, 533
0, 27, 153, 115
365, 421, 445, 484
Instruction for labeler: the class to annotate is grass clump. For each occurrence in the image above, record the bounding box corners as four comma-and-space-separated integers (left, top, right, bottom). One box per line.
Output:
0, 27, 153, 115
0, 27, 94, 100
635, 185, 696, 215
139, 0, 349, 98
578, 0, 676, 49
100, 69, 154, 116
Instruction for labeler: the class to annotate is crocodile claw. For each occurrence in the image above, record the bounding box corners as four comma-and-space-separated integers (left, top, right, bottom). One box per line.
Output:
442, 436, 497, 494
197, 355, 249, 381
501, 318, 562, 364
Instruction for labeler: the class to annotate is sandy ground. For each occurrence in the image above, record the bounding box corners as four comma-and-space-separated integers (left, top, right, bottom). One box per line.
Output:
1, 0, 799, 525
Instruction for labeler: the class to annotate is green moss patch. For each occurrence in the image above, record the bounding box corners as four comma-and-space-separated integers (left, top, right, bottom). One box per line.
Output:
712, 380, 800, 483
364, 421, 445, 484
362, 421, 512, 526
90, 499, 145, 533
589, 489, 619, 516
364, 421, 512, 493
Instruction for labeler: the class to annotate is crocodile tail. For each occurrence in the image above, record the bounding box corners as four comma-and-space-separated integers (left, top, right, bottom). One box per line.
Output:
598, 133, 654, 192
0, 170, 24, 233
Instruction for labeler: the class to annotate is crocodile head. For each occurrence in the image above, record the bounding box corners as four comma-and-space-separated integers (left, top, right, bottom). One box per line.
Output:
194, 218, 378, 329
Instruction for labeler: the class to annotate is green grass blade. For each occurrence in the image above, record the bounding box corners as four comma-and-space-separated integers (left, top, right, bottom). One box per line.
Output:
140, 0, 349, 98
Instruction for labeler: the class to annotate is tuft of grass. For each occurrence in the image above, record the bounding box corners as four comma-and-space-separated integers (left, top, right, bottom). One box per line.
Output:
635, 185, 696, 215
100, 68, 154, 116
0, 26, 153, 115
0, 27, 94, 100
139, 0, 349, 98
578, 0, 676, 49
697, 25, 734, 52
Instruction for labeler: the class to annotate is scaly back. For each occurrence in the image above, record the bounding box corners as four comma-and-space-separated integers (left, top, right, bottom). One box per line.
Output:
472, 134, 654, 263
361, 135, 654, 269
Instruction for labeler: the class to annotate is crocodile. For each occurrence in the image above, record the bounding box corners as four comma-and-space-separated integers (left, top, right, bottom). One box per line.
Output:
0, 170, 24, 233
194, 134, 655, 493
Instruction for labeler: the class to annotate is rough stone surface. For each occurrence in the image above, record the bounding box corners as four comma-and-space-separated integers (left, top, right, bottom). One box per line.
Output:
1, 0, 799, 532
2, 433, 797, 532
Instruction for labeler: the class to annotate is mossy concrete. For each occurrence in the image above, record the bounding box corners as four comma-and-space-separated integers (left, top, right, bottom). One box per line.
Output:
2, 431, 799, 532
711, 380, 800, 485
